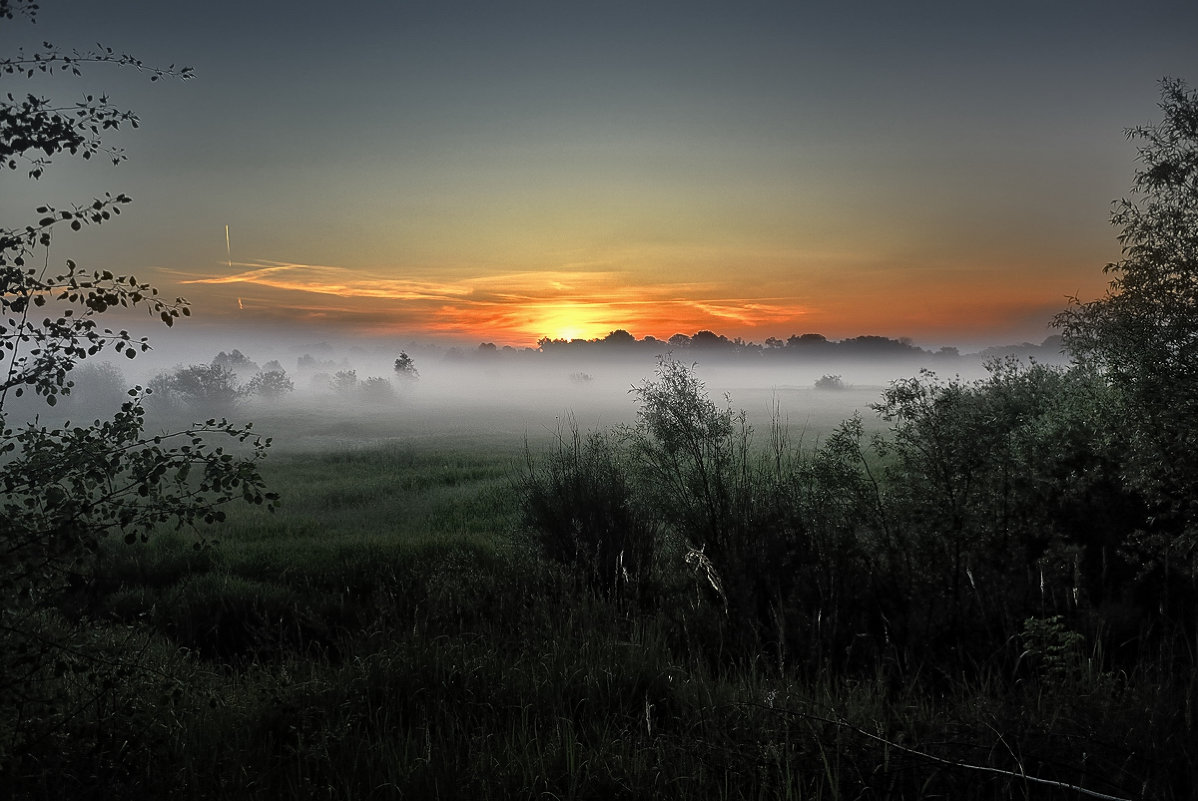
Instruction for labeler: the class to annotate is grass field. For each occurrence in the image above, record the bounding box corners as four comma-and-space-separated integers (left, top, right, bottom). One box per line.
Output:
11, 373, 1193, 800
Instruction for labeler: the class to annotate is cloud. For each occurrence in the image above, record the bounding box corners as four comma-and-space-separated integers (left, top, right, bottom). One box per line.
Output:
175, 259, 813, 343
180, 260, 473, 301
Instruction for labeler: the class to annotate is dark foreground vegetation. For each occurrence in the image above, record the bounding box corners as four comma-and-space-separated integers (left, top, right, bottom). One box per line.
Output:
4, 1, 1198, 795
7, 356, 1198, 799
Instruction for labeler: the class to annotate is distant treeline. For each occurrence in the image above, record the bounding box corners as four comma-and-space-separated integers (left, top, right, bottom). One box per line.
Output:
453, 329, 1066, 363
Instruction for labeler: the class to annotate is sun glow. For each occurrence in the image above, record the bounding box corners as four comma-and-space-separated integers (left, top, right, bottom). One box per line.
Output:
531, 303, 617, 342
175, 259, 824, 344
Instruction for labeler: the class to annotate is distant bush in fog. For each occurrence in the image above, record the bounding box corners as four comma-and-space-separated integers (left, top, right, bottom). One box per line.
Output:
61, 361, 127, 413
212, 348, 259, 377
151, 363, 246, 413
394, 351, 419, 380
316, 370, 400, 403
361, 376, 396, 403
330, 370, 359, 395
246, 369, 295, 399
297, 353, 340, 372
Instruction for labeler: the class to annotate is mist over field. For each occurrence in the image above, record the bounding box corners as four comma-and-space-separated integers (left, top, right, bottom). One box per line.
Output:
38, 325, 1067, 453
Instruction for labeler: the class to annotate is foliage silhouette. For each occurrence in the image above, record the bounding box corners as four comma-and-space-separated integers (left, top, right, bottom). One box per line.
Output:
212, 348, 259, 377
0, 7, 276, 781
328, 369, 358, 395
1057, 77, 1198, 619
245, 368, 294, 399
152, 363, 246, 412
360, 375, 396, 402
520, 421, 659, 605
394, 350, 419, 379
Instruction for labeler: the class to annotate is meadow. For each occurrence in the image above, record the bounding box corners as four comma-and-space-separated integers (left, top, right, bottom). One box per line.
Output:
5, 12, 1195, 796
10, 363, 1195, 800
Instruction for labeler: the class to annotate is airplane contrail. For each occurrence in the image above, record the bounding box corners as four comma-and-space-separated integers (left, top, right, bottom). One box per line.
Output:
226, 225, 245, 310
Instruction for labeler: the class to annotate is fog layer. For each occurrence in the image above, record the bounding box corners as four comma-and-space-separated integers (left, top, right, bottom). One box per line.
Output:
25, 327, 1069, 454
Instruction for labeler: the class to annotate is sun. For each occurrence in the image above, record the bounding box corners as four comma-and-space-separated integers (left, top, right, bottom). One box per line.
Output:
554, 326, 582, 342
533, 303, 613, 342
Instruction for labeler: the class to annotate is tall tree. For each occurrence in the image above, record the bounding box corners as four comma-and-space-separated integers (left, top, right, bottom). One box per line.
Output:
1057, 78, 1198, 588
1, 1, 276, 765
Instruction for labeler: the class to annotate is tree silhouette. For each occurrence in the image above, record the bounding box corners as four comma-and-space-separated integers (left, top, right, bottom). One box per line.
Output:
159, 363, 246, 411
330, 369, 359, 394
0, 6, 276, 766
394, 351, 419, 379
1059, 77, 1198, 522
1057, 77, 1198, 610
246, 369, 295, 399
212, 349, 259, 377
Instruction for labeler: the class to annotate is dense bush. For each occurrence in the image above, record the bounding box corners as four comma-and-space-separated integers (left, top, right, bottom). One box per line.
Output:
150, 363, 246, 413
245, 369, 295, 399
520, 422, 659, 605
518, 356, 1184, 678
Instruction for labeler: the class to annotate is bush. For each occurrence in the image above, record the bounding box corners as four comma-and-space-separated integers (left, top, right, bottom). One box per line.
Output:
60, 361, 127, 414
245, 369, 294, 399
152, 363, 246, 413
360, 376, 396, 403
212, 349, 258, 376
394, 351, 419, 380
869, 361, 1143, 663
519, 421, 659, 605
329, 370, 358, 395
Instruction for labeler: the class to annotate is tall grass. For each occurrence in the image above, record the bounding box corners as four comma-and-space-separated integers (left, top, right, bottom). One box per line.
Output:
9, 368, 1198, 799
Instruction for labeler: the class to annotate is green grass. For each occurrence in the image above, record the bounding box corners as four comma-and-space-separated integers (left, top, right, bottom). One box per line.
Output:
12, 433, 1195, 800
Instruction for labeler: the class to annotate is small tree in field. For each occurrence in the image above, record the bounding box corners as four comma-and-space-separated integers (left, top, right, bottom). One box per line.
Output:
394, 351, 419, 380
360, 375, 396, 402
60, 361, 126, 412
212, 348, 259, 377
0, 2, 276, 771
814, 374, 845, 390
330, 369, 359, 394
246, 368, 295, 399
159, 363, 246, 412
628, 359, 763, 632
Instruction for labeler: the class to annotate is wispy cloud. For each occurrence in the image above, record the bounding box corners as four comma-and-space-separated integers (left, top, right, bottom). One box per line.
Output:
176, 259, 813, 343
181, 260, 473, 301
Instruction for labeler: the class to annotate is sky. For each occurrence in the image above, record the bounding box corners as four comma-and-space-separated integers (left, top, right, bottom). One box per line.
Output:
5, 1, 1198, 349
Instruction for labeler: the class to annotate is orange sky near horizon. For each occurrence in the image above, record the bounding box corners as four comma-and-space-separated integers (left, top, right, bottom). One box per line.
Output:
174, 254, 1092, 348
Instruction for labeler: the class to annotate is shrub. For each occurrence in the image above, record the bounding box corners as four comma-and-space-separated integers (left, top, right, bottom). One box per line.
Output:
519, 421, 659, 605
245, 369, 294, 399
154, 363, 246, 413
212, 349, 258, 376
869, 361, 1142, 662
360, 376, 396, 403
394, 352, 419, 380
626, 358, 809, 656
329, 370, 359, 395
